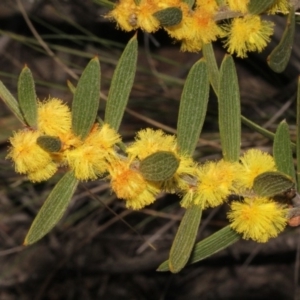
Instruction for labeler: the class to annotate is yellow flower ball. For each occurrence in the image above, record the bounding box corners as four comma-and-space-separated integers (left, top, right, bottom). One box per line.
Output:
236, 149, 276, 190
108, 158, 160, 210
181, 160, 239, 208
228, 197, 288, 242
7, 130, 58, 182
38, 98, 72, 137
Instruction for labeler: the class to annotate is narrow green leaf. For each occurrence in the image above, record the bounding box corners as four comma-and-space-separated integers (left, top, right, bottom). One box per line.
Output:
268, 8, 295, 73
253, 171, 294, 198
24, 172, 78, 245
177, 59, 209, 155
153, 7, 182, 27
202, 43, 219, 96
273, 120, 295, 180
67, 80, 76, 94
297, 77, 300, 192
18, 66, 37, 127
218, 55, 241, 162
189, 225, 240, 264
93, 0, 115, 9
0, 80, 25, 124
139, 151, 179, 181
241, 115, 275, 139
104, 35, 138, 131
36, 135, 62, 152
241, 115, 296, 152
72, 57, 100, 140
169, 205, 202, 273
157, 225, 240, 271
247, 0, 275, 14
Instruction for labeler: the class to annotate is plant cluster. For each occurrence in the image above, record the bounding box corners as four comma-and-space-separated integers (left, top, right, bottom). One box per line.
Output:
107, 0, 290, 56
1, 0, 299, 274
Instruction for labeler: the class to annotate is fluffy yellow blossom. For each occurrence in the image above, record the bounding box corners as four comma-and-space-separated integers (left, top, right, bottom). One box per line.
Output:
135, 1, 161, 32
106, 0, 137, 32
196, 0, 219, 14
181, 160, 239, 208
223, 15, 274, 58
228, 197, 288, 242
65, 124, 121, 180
236, 149, 276, 190
165, 1, 221, 52
127, 128, 196, 192
226, 0, 249, 13
108, 158, 160, 209
127, 128, 177, 160
27, 162, 58, 182
38, 98, 72, 137
7, 130, 58, 182
267, 0, 290, 14
106, 0, 182, 32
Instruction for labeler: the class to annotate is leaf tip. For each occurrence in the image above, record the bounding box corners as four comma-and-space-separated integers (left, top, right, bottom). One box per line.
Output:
92, 56, 99, 62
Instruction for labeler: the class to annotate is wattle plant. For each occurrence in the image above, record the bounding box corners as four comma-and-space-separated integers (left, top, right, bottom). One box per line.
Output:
1, 0, 300, 274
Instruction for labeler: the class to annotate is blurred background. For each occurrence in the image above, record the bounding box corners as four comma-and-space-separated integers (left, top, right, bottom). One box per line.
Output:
0, 1, 300, 299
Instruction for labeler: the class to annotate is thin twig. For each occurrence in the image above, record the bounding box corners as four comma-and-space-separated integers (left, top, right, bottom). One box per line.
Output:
16, 0, 79, 80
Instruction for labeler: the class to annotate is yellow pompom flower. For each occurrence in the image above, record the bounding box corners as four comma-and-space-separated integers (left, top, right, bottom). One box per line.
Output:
65, 124, 121, 180
226, 0, 249, 13
267, 0, 290, 14
106, 0, 138, 32
196, 0, 219, 14
27, 162, 58, 182
108, 158, 160, 210
228, 197, 288, 242
237, 149, 276, 190
165, 1, 221, 52
127, 128, 196, 192
181, 160, 239, 208
223, 15, 274, 58
6, 130, 58, 182
127, 128, 177, 160
37, 98, 72, 137
135, 0, 161, 32
107, 0, 170, 33
164, 2, 192, 41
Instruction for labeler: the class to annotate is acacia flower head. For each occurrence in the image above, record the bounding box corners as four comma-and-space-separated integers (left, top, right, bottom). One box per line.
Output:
228, 197, 288, 242
226, 0, 249, 13
65, 123, 121, 181
7, 130, 58, 182
108, 157, 160, 210
105, 0, 138, 32
7, 98, 75, 182
223, 15, 274, 58
181, 160, 239, 208
127, 128, 177, 160
267, 0, 290, 14
127, 128, 196, 192
236, 149, 276, 190
106, 0, 176, 33
165, 0, 221, 52
27, 161, 58, 182
38, 98, 72, 137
